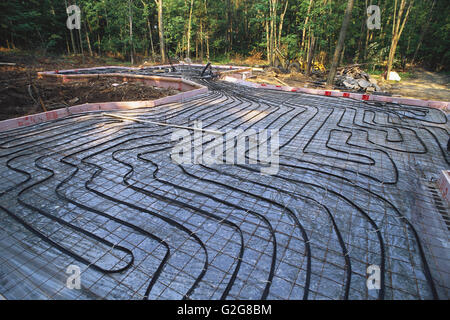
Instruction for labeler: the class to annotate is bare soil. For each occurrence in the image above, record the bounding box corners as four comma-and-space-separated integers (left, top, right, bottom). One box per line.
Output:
248, 70, 325, 89
249, 67, 450, 102
0, 54, 179, 121
377, 68, 450, 101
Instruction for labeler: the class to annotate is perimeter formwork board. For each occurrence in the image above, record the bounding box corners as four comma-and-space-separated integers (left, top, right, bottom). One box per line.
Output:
0, 65, 449, 300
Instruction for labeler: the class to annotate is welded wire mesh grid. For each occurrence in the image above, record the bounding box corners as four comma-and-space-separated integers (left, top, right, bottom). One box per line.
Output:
57, 65, 240, 79
0, 67, 449, 300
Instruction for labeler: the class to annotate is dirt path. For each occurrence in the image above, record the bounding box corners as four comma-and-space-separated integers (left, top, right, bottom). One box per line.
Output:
379, 68, 450, 101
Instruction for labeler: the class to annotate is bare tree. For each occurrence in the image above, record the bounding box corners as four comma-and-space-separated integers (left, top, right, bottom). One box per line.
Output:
84, 18, 93, 57
155, 0, 166, 63
306, 33, 315, 76
140, 0, 156, 60
75, 1, 85, 63
277, 0, 289, 48
268, 0, 278, 66
129, 0, 134, 65
186, 0, 194, 59
385, 0, 413, 79
411, 0, 433, 65
64, 0, 77, 54
326, 0, 355, 87
301, 0, 313, 56
204, 0, 210, 60
266, 18, 270, 64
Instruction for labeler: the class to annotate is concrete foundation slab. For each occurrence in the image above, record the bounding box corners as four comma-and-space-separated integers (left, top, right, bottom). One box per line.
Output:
0, 65, 448, 300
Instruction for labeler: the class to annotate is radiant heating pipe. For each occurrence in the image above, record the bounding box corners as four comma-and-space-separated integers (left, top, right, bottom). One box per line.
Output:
102, 113, 224, 135
0, 66, 446, 300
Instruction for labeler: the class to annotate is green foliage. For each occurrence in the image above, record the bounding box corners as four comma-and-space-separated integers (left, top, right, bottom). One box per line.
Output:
0, 0, 448, 70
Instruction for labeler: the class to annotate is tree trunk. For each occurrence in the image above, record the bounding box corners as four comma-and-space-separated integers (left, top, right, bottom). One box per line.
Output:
155, 0, 166, 63
355, 0, 369, 62
203, 0, 210, 61
65, 34, 71, 54
195, 35, 199, 60
200, 23, 204, 62
147, 18, 156, 60
411, 0, 435, 65
305, 26, 311, 67
77, 23, 84, 63
129, 0, 134, 65
266, 19, 270, 64
75, 1, 84, 63
95, 11, 101, 55
270, 0, 279, 66
306, 34, 315, 76
386, 0, 413, 79
326, 0, 354, 87
364, 27, 371, 61
340, 43, 345, 65
270, 7, 273, 65
141, 0, 156, 60
206, 34, 210, 61
278, 0, 289, 48
97, 34, 101, 55
301, 0, 313, 57
65, 0, 77, 54
187, 0, 194, 59
84, 19, 93, 57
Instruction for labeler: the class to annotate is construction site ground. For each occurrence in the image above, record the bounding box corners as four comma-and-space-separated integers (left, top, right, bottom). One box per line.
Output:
247, 68, 450, 103
381, 68, 450, 102
0, 55, 449, 300
0, 54, 179, 121
1, 52, 449, 121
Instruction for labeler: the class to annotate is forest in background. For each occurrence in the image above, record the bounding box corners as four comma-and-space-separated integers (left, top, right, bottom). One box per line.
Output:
0, 0, 449, 74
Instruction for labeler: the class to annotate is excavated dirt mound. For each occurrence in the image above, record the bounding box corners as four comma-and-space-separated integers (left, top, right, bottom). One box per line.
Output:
0, 68, 180, 121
